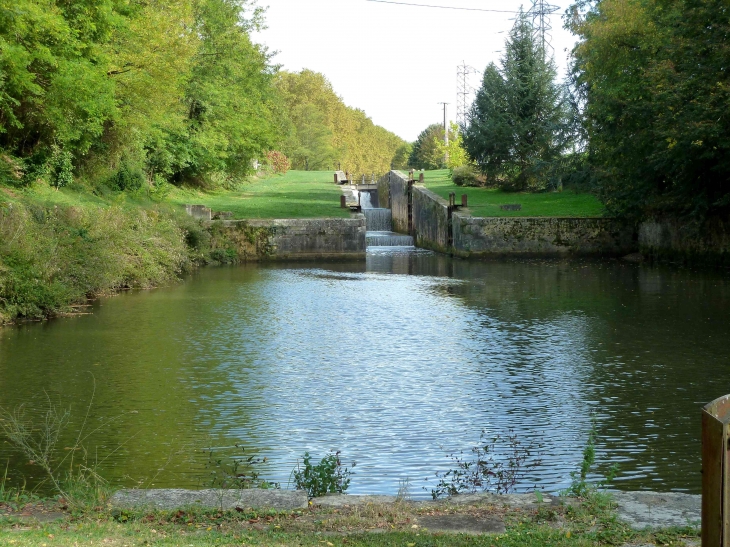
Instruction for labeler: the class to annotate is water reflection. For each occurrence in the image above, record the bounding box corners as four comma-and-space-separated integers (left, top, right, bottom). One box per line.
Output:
0, 251, 728, 497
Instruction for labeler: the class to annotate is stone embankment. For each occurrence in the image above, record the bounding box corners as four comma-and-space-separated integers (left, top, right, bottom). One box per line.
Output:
204, 216, 366, 261
377, 171, 636, 256
110, 489, 701, 533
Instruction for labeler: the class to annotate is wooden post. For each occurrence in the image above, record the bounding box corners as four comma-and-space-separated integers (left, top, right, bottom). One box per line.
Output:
419, 172, 424, 183
462, 194, 468, 208
703, 394, 730, 547
340, 195, 346, 208
334, 173, 339, 184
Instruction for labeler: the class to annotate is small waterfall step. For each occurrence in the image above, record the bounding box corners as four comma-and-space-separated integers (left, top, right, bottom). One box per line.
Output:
362, 208, 392, 232
366, 231, 414, 247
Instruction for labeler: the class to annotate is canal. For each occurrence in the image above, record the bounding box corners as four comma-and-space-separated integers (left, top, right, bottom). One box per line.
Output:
1, 249, 728, 498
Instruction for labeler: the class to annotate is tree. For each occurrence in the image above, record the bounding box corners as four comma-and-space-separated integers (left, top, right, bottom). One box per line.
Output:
275, 70, 404, 174
437, 122, 470, 169
463, 11, 572, 191
164, 0, 280, 184
409, 124, 446, 170
570, 0, 730, 220
391, 142, 413, 170
289, 104, 336, 170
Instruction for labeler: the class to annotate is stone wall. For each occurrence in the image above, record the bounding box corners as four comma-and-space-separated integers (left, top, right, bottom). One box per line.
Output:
639, 217, 730, 264
413, 186, 450, 253
377, 170, 409, 233
211, 216, 366, 261
377, 170, 636, 257
453, 214, 636, 257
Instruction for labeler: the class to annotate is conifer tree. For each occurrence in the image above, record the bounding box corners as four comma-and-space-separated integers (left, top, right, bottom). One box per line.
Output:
463, 11, 572, 191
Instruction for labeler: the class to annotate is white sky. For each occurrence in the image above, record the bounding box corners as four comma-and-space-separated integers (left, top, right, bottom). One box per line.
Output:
255, 0, 578, 142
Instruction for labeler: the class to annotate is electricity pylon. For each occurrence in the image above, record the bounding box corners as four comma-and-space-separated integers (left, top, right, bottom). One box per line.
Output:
526, 0, 560, 58
456, 62, 478, 128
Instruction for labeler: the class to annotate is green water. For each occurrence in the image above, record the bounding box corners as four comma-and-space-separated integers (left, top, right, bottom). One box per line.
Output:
1, 251, 728, 497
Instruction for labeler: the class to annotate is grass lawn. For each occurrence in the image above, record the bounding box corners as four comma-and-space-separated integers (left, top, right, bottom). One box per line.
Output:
419, 169, 605, 218
167, 170, 350, 219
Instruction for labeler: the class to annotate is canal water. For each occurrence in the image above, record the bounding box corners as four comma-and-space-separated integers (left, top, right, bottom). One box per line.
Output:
1, 249, 728, 498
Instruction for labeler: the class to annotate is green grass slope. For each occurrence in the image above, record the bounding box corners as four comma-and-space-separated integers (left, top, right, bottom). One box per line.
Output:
420, 169, 605, 218
167, 171, 350, 219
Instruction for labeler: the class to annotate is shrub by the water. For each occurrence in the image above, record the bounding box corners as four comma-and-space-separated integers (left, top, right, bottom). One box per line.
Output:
292, 451, 354, 498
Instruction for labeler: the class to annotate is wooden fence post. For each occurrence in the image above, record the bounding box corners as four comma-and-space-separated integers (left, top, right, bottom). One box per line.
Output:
703, 394, 730, 547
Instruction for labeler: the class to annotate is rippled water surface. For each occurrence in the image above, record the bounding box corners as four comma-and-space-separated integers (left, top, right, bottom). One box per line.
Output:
1, 250, 729, 497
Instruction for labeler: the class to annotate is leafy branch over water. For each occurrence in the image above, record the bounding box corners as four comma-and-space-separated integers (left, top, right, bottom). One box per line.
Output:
430, 429, 542, 499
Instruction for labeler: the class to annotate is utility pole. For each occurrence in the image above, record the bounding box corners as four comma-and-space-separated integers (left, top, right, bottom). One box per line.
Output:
438, 102, 449, 167
438, 102, 449, 146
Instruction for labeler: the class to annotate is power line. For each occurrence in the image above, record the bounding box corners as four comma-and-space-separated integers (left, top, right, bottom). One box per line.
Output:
365, 0, 526, 14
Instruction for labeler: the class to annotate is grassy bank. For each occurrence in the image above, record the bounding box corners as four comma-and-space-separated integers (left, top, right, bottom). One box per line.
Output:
167, 171, 349, 219
0, 170, 351, 324
0, 493, 698, 547
0, 193, 192, 324
420, 170, 605, 218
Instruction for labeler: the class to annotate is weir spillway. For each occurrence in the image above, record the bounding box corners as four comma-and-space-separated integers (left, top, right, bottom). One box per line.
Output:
358, 190, 414, 248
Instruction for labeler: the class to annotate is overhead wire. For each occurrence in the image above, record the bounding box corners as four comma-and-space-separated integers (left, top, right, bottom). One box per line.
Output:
365, 0, 527, 14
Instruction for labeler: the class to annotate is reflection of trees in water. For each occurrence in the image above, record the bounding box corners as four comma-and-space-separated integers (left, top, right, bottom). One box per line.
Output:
435, 259, 729, 493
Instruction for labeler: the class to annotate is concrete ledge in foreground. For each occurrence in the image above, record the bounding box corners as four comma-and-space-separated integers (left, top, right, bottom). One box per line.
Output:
110, 489, 308, 511
109, 489, 702, 532
611, 491, 701, 530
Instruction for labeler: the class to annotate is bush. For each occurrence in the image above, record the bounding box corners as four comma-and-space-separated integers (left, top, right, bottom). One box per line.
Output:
292, 451, 354, 498
451, 165, 482, 187
264, 150, 290, 175
108, 161, 144, 192
0, 155, 26, 187
431, 429, 541, 499
50, 146, 74, 190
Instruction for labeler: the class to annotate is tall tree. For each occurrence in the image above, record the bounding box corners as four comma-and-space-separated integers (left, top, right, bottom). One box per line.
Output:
276, 70, 404, 174
409, 124, 446, 170
570, 0, 730, 220
463, 11, 572, 191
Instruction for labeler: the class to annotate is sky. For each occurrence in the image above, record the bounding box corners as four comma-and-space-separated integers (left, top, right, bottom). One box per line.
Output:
254, 0, 579, 142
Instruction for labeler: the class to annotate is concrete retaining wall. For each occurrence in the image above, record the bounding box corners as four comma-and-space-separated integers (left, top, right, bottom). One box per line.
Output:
413, 186, 450, 253
211, 217, 366, 261
377, 171, 409, 233
639, 217, 730, 264
377, 170, 636, 257
453, 215, 635, 257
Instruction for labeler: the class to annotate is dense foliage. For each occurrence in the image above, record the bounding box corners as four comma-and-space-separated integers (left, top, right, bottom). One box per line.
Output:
276, 70, 405, 174
0, 2, 403, 189
463, 11, 573, 192
570, 0, 730, 220
409, 124, 447, 170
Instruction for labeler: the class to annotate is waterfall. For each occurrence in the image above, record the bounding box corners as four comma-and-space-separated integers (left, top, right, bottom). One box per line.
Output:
366, 231, 415, 247
360, 191, 376, 209
357, 189, 414, 248
363, 208, 393, 231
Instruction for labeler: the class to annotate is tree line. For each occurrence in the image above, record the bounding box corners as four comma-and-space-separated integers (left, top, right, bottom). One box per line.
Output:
0, 0, 405, 191
409, 1, 729, 223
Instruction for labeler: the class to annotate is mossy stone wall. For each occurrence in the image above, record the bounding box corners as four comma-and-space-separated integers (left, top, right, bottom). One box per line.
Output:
213, 217, 366, 261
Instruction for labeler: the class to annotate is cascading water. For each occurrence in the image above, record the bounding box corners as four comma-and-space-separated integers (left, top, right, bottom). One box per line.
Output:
358, 190, 414, 247
366, 231, 415, 246
362, 208, 392, 231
